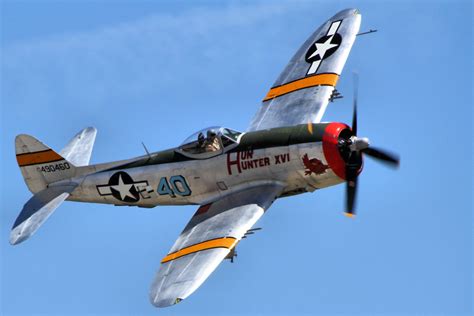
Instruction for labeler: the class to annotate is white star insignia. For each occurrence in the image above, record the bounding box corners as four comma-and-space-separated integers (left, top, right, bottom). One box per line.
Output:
111, 174, 135, 200
308, 35, 339, 60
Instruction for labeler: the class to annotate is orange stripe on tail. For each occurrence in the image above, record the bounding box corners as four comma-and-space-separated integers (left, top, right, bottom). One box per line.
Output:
16, 149, 63, 167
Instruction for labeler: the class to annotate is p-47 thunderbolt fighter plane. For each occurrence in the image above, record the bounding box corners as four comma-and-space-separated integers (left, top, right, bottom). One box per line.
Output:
11, 9, 399, 307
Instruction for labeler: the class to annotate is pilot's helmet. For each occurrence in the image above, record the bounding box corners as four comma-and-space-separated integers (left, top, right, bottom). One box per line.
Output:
198, 132, 205, 142
207, 129, 217, 138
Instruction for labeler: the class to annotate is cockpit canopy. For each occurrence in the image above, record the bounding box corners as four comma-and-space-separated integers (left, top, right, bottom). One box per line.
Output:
178, 127, 243, 159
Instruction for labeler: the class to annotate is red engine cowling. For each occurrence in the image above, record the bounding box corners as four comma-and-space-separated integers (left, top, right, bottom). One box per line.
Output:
322, 122, 363, 180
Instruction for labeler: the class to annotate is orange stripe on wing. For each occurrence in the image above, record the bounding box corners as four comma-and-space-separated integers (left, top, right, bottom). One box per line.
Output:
16, 149, 63, 167
161, 237, 238, 263
263, 73, 339, 102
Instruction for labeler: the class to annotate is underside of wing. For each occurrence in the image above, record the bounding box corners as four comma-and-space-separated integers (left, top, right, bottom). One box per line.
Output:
248, 8, 361, 131
149, 183, 283, 307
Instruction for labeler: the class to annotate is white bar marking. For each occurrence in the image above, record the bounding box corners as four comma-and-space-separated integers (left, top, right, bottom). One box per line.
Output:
327, 21, 341, 36
307, 60, 322, 75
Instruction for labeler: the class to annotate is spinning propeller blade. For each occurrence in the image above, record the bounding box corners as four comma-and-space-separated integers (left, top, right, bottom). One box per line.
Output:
352, 73, 358, 135
362, 147, 399, 167
345, 152, 360, 217
341, 73, 399, 217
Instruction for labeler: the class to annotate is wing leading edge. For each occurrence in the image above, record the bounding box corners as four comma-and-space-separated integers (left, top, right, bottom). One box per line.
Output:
248, 8, 361, 131
150, 183, 284, 307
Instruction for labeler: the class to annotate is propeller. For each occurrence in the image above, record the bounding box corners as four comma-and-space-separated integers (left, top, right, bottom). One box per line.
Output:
362, 147, 399, 166
341, 73, 400, 217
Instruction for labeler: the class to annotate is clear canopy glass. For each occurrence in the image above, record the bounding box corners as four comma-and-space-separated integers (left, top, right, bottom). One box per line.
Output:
178, 126, 243, 158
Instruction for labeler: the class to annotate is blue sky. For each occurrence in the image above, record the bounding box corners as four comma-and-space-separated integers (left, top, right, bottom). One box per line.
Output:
1, 1, 472, 315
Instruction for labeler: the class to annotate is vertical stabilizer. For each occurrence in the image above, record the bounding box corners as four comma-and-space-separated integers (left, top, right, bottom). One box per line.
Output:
12, 127, 97, 244
15, 135, 76, 193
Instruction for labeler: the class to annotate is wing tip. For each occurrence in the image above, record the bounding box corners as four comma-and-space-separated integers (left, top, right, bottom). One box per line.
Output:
150, 294, 184, 308
331, 8, 361, 24
334, 8, 360, 17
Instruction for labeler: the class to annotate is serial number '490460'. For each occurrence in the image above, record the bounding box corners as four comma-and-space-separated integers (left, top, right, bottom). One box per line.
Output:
37, 162, 71, 173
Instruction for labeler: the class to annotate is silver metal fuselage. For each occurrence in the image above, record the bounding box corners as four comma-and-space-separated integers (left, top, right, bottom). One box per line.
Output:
67, 141, 344, 208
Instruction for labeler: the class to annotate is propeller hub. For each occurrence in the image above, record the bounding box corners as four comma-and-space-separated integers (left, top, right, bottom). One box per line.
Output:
322, 122, 358, 180
349, 136, 370, 151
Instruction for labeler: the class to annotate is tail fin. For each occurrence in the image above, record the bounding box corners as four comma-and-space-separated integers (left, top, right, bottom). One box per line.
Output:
16, 135, 76, 193
15, 127, 96, 193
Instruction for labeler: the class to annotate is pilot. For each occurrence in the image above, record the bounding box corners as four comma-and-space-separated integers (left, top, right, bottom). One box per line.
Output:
194, 132, 206, 153
197, 132, 205, 146
205, 130, 221, 152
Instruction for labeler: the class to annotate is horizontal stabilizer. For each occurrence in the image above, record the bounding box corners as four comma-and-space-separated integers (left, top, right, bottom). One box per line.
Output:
10, 185, 76, 245
60, 127, 97, 166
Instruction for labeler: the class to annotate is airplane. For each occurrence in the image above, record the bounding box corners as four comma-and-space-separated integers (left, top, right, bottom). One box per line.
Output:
10, 8, 399, 308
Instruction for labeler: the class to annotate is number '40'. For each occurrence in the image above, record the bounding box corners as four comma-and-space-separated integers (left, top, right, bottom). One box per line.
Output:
157, 175, 191, 197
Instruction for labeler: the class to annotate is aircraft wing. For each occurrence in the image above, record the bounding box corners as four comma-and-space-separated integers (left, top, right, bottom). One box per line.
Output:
150, 183, 284, 307
248, 8, 361, 131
